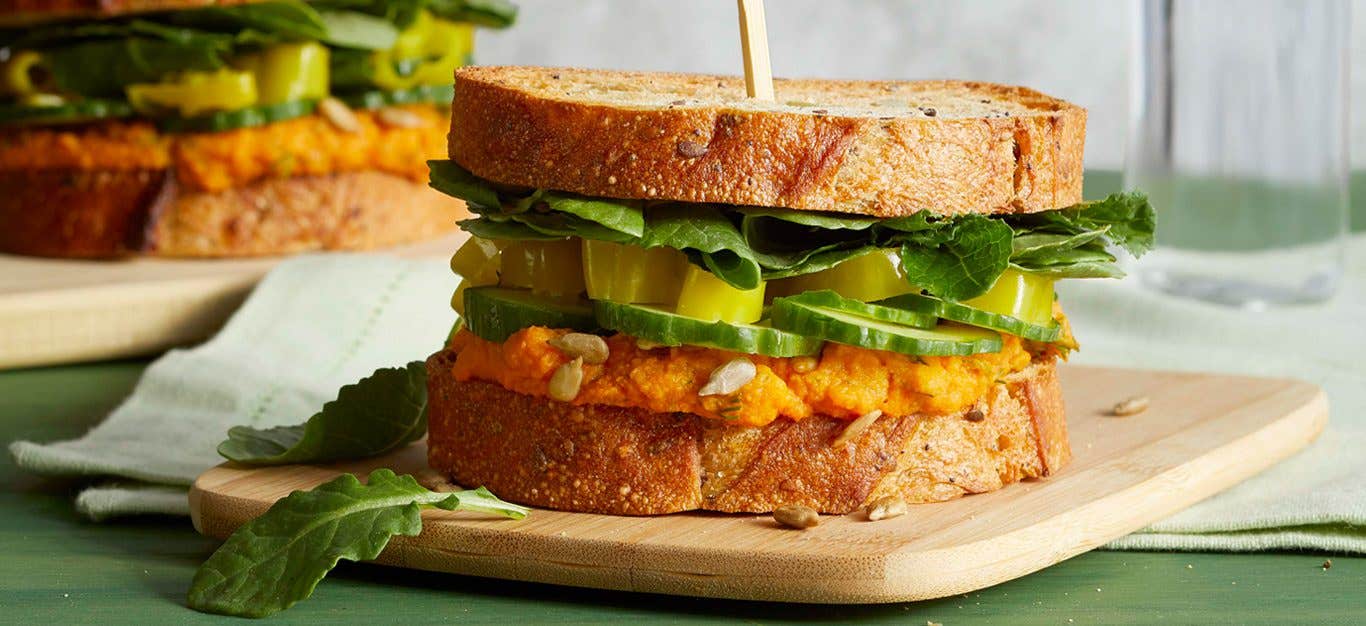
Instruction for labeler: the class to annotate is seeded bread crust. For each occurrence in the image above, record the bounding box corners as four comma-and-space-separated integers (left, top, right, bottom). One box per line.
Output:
0, 169, 463, 258
448, 66, 1086, 218
426, 349, 1070, 515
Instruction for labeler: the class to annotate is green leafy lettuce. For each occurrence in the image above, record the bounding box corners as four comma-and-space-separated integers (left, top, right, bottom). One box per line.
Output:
0, 0, 516, 100
187, 469, 528, 618
218, 362, 428, 465
429, 160, 1155, 300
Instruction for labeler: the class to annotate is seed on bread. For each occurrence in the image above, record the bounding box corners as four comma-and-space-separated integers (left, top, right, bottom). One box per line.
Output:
377, 107, 426, 128
699, 358, 756, 396
548, 357, 585, 402
548, 333, 609, 364
832, 409, 882, 448
774, 504, 819, 529
676, 140, 708, 158
318, 97, 361, 134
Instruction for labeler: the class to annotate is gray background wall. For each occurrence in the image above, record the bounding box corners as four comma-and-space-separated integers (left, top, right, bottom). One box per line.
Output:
474, 0, 1364, 171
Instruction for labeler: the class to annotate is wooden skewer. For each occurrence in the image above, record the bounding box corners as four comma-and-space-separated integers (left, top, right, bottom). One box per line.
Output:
736, 0, 774, 101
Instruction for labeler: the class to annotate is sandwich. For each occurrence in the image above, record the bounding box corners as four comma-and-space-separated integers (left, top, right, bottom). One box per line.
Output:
424, 67, 1154, 516
0, 0, 515, 258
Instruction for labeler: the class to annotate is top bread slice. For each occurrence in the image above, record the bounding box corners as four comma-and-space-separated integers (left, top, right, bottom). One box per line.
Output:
448, 66, 1087, 218
0, 0, 257, 25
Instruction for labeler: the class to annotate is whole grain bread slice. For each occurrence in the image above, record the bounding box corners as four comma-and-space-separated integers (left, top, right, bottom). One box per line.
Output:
427, 349, 1070, 516
449, 66, 1086, 218
0, 169, 463, 257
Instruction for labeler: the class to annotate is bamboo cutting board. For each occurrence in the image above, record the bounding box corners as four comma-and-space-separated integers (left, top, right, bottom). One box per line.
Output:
0, 234, 464, 370
189, 366, 1327, 604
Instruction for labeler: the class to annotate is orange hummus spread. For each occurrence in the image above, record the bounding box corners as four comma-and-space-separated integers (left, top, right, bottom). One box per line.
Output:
447, 327, 1038, 427
0, 104, 445, 192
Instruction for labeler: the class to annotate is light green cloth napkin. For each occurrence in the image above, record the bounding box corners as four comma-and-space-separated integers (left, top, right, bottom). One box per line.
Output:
10, 254, 456, 519
10, 239, 1364, 554
1067, 236, 1366, 553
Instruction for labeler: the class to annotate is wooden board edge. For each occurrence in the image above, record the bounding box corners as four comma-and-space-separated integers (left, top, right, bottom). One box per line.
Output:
0, 274, 256, 370
861, 382, 1330, 603
185, 378, 1330, 605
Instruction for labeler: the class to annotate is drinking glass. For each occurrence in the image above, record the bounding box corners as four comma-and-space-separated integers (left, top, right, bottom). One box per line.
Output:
1126, 0, 1350, 308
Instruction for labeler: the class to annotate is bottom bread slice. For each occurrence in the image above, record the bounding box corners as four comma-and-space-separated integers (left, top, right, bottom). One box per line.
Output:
0, 169, 463, 258
426, 349, 1071, 515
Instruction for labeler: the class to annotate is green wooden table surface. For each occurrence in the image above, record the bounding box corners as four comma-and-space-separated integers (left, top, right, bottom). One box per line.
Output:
4, 172, 1365, 623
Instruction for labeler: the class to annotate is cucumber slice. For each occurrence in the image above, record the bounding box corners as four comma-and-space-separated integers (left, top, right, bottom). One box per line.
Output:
463, 287, 598, 342
782, 290, 936, 329
594, 300, 821, 358
876, 293, 1061, 342
0, 99, 135, 126
337, 84, 454, 110
156, 100, 317, 133
770, 298, 1002, 357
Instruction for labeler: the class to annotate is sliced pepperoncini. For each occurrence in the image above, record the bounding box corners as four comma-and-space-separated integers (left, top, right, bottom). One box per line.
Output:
234, 42, 329, 105
1, 51, 52, 97
675, 264, 766, 324
498, 239, 586, 298
581, 240, 686, 305
964, 269, 1056, 326
370, 10, 475, 90
126, 69, 257, 117
769, 248, 915, 302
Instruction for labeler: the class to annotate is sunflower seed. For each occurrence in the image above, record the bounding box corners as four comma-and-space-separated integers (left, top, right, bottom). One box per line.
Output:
791, 356, 818, 373
698, 358, 756, 396
376, 107, 426, 128
773, 504, 819, 529
318, 97, 361, 133
548, 357, 584, 402
832, 409, 883, 448
676, 140, 708, 158
548, 333, 609, 364
414, 468, 457, 493
864, 496, 907, 521
1110, 395, 1150, 417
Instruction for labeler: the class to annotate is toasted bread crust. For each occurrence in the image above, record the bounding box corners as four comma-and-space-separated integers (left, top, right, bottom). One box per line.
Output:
449, 67, 1086, 217
427, 349, 1070, 515
0, 169, 462, 258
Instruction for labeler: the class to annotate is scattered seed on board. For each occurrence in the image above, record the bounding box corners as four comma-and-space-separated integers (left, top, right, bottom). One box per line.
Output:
318, 97, 360, 133
832, 409, 883, 448
773, 504, 819, 529
698, 358, 756, 396
377, 107, 425, 128
548, 333, 609, 364
414, 468, 457, 493
548, 357, 584, 402
865, 496, 907, 521
964, 408, 986, 422
1110, 395, 1150, 417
